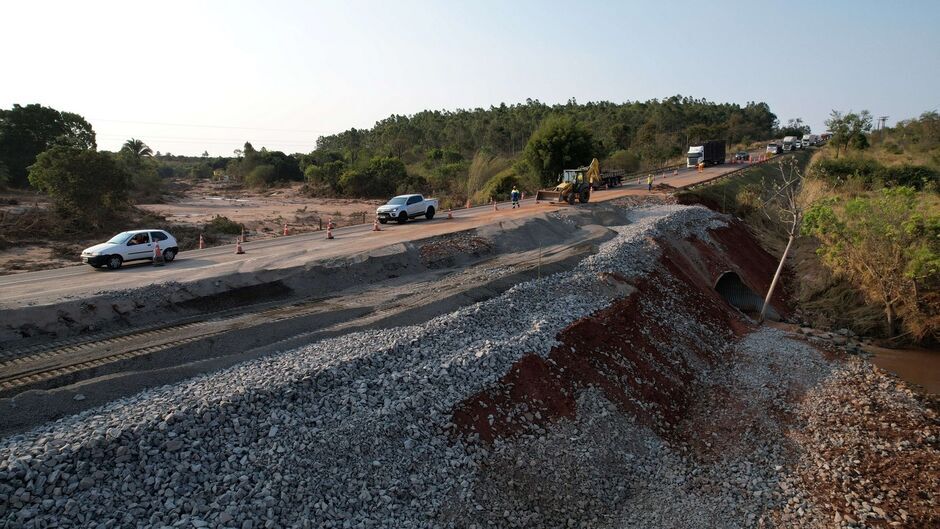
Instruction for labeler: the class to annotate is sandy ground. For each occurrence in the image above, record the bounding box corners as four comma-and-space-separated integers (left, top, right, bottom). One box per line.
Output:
138, 180, 383, 232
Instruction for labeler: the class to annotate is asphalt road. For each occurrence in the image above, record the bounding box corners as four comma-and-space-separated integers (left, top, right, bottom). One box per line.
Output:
0, 160, 754, 308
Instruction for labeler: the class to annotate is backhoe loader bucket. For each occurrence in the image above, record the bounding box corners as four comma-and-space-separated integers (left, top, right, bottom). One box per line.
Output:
535, 189, 561, 202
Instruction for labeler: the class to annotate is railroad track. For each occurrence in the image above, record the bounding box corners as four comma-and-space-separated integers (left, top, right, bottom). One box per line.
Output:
0, 296, 341, 397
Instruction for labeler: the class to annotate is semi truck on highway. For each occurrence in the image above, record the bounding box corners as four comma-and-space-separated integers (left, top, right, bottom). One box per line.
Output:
782, 136, 797, 152
687, 140, 726, 168
802, 133, 819, 146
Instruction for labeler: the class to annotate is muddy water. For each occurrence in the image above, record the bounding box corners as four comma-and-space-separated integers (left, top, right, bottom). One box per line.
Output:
868, 345, 940, 395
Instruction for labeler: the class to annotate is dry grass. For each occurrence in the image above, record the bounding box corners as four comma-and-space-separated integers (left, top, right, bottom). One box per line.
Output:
466, 151, 512, 201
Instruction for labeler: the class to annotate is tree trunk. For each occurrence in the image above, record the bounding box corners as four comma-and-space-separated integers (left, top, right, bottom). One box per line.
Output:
759, 233, 795, 323
885, 301, 896, 337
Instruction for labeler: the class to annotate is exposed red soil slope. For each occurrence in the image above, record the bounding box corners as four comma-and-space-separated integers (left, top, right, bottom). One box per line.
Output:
453, 221, 787, 443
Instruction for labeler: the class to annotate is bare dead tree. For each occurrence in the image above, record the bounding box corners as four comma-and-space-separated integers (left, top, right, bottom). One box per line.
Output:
758, 159, 805, 323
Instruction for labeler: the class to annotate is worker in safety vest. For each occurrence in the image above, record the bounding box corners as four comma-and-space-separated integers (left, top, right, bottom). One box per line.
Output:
647, 174, 653, 191
510, 186, 521, 208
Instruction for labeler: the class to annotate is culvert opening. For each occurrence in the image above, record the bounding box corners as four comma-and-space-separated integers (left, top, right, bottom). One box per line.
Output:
714, 271, 779, 321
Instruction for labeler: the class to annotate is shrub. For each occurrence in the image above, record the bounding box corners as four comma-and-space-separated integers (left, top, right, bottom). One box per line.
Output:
305, 160, 345, 193
887, 165, 939, 191
883, 141, 903, 155
205, 215, 243, 235
129, 171, 164, 203
604, 150, 640, 173
812, 157, 939, 191
245, 164, 276, 188
811, 157, 884, 187
28, 146, 128, 228
479, 168, 520, 201
339, 157, 407, 198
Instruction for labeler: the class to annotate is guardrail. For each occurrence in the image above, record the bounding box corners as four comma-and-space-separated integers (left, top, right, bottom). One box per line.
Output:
680, 153, 796, 191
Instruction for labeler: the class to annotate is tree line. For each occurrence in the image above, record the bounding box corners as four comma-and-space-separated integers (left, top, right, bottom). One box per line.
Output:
303, 96, 782, 201
1, 96, 786, 221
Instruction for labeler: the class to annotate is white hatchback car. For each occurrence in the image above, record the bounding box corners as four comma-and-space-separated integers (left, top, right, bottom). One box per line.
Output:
81, 229, 179, 270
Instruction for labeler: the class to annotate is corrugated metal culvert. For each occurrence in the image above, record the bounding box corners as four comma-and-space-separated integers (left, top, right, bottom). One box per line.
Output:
714, 271, 779, 321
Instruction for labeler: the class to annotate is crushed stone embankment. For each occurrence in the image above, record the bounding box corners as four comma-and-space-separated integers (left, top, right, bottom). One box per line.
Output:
1, 204, 936, 528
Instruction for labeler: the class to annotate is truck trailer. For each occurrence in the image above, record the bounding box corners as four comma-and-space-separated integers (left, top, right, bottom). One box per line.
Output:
687, 140, 726, 168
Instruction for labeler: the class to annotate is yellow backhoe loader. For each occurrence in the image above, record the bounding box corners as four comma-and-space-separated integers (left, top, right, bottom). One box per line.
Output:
535, 158, 601, 204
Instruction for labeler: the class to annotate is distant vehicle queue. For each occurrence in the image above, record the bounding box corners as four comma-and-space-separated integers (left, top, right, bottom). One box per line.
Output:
766, 132, 828, 155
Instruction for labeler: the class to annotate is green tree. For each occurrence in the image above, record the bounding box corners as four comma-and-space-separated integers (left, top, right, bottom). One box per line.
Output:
825, 110, 872, 158
245, 164, 276, 188
122, 138, 153, 160
802, 187, 940, 339
523, 116, 595, 186
0, 104, 96, 187
339, 157, 408, 197
305, 160, 346, 193
776, 117, 811, 137
604, 150, 640, 172
28, 146, 128, 227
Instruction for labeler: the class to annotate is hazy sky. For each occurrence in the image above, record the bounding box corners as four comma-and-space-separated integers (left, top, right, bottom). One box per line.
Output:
2, 0, 938, 156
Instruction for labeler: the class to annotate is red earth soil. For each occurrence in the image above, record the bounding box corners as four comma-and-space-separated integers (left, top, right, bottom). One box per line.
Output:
453, 220, 787, 443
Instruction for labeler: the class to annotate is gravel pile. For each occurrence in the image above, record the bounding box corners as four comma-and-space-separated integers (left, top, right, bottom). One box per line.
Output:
782, 357, 939, 528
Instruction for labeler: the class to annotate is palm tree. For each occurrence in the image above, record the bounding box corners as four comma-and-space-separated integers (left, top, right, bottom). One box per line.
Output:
122, 138, 153, 159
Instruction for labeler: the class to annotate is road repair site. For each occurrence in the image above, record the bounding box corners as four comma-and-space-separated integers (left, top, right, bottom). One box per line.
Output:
1, 161, 937, 528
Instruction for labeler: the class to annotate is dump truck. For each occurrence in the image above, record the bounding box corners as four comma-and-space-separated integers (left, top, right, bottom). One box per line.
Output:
535, 158, 600, 204
596, 168, 624, 190
687, 140, 726, 167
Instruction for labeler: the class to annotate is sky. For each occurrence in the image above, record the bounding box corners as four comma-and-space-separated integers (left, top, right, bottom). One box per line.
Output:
2, 0, 938, 156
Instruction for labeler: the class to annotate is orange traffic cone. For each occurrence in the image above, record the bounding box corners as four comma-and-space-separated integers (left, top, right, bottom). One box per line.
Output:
372, 217, 381, 231
283, 223, 289, 236
493, 201, 499, 211
328, 217, 336, 230
235, 238, 244, 254
447, 209, 453, 219
465, 199, 471, 209
152, 242, 164, 266
198, 234, 205, 250
326, 225, 334, 239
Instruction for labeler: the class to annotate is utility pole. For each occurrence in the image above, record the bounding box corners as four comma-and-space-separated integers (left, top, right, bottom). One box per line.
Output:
878, 116, 889, 131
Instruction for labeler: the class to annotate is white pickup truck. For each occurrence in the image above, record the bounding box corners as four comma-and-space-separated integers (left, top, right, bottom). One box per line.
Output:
375, 194, 438, 224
